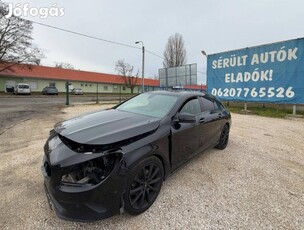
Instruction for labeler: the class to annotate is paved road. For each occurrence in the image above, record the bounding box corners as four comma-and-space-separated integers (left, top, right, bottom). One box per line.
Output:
0, 95, 127, 134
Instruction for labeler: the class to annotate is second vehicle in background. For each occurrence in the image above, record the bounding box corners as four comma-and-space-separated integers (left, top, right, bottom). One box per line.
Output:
14, 83, 31, 95
72, 88, 83, 95
42, 86, 58, 95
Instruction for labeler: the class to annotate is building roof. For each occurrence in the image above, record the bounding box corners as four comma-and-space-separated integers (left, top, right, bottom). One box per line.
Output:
184, 84, 206, 90
0, 63, 160, 86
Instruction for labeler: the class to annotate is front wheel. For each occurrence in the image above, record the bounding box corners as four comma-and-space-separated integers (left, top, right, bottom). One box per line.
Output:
124, 156, 164, 215
215, 124, 229, 150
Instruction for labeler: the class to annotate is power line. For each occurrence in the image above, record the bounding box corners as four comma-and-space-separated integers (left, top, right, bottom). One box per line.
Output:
146, 50, 164, 59
25, 18, 164, 59
26, 19, 140, 50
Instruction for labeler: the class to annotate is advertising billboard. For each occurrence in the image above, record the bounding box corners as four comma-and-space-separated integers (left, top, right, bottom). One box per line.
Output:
159, 63, 197, 88
207, 38, 304, 104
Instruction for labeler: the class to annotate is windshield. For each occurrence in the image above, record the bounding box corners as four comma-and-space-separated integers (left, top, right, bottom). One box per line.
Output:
116, 93, 178, 118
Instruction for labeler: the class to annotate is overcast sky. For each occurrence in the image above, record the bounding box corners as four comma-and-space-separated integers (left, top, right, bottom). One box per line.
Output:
4, 0, 304, 84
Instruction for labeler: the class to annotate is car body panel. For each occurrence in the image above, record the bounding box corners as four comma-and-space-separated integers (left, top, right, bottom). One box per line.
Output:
42, 91, 231, 221
54, 109, 160, 145
171, 122, 200, 170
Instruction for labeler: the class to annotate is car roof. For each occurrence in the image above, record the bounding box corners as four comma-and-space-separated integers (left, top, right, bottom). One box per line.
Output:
146, 90, 218, 101
147, 90, 205, 97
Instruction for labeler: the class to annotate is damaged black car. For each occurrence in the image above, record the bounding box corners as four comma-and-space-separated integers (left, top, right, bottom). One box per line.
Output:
41, 91, 231, 221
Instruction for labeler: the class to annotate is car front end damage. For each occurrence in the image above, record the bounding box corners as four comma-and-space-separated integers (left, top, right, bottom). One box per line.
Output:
41, 105, 163, 221
41, 130, 128, 221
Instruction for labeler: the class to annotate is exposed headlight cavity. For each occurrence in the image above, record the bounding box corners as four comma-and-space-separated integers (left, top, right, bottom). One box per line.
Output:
61, 153, 121, 185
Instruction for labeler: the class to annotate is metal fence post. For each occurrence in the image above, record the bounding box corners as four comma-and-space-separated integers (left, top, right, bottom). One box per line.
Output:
96, 83, 99, 104
65, 81, 69, 106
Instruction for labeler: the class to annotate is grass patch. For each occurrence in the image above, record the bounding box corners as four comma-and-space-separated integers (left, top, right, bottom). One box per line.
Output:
227, 106, 304, 118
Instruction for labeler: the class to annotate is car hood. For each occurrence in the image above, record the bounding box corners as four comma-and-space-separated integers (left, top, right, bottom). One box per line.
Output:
54, 109, 160, 145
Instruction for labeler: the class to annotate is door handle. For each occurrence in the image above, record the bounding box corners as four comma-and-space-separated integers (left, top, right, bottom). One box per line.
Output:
218, 113, 222, 118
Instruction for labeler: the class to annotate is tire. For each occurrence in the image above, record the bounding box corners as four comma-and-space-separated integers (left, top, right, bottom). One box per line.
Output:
124, 156, 164, 215
215, 124, 229, 150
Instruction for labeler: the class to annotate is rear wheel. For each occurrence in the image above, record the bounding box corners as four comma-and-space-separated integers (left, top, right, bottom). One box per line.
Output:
124, 156, 164, 215
215, 124, 229, 150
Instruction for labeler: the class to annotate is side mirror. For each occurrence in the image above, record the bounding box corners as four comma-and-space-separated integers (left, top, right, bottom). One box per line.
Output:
177, 113, 196, 123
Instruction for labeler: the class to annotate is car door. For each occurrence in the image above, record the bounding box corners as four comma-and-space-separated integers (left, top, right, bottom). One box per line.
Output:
171, 97, 203, 170
197, 96, 224, 151
209, 99, 228, 144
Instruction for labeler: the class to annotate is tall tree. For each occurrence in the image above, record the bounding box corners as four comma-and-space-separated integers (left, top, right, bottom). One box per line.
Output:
163, 33, 187, 68
115, 59, 138, 94
0, 1, 44, 72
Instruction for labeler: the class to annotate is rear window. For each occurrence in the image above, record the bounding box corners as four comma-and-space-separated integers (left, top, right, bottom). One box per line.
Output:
18, 85, 30, 89
201, 97, 214, 112
214, 100, 225, 110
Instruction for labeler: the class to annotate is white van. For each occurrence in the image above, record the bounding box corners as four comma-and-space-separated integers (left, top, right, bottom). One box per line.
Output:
14, 83, 31, 95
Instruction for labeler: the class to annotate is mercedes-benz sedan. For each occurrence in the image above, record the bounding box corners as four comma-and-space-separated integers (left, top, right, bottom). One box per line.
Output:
41, 91, 231, 221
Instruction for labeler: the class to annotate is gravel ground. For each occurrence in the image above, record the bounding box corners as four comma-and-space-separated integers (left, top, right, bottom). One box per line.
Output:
0, 104, 303, 230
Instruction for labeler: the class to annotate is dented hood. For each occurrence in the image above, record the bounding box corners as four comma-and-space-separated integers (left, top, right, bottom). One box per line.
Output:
54, 109, 160, 145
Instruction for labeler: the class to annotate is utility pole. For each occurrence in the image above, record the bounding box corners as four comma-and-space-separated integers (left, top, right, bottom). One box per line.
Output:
135, 41, 145, 93
142, 46, 145, 92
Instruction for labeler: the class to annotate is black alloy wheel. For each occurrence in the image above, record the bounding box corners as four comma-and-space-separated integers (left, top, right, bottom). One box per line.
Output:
216, 124, 229, 149
124, 157, 164, 215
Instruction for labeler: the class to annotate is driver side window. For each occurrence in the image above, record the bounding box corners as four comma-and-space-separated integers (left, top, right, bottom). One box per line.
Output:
180, 98, 201, 115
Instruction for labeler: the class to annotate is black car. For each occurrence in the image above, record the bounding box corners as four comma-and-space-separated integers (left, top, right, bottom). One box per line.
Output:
41, 91, 231, 221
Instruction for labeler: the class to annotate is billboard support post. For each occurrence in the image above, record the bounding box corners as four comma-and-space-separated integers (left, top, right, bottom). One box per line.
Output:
293, 105, 297, 115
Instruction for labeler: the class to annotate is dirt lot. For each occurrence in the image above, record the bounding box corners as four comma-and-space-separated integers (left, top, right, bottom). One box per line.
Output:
0, 104, 303, 229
